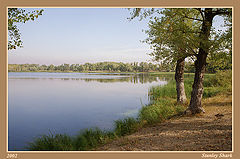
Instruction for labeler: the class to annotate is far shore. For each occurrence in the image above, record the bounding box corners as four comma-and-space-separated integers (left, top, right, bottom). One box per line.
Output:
8, 71, 199, 75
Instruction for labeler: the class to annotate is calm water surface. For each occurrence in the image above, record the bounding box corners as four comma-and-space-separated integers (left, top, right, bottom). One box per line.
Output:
8, 72, 168, 150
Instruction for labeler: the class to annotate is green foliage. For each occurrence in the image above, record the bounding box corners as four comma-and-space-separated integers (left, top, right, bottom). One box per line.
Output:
207, 51, 232, 73
28, 128, 115, 151
114, 117, 140, 136
8, 8, 43, 50
149, 80, 177, 100
10, 61, 226, 73
140, 8, 231, 69
144, 8, 201, 64
139, 99, 184, 124
184, 61, 195, 73
8, 62, 179, 73
149, 72, 231, 102
148, 77, 193, 101
203, 87, 223, 98
204, 70, 232, 92
73, 128, 114, 150
27, 133, 74, 151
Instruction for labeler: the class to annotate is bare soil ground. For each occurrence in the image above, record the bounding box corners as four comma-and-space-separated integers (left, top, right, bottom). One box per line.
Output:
97, 93, 232, 151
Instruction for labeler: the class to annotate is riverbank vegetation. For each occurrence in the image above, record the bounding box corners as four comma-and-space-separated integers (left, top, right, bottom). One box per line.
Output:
27, 70, 231, 151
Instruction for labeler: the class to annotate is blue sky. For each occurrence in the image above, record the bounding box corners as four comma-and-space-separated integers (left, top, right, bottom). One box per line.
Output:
8, 8, 226, 65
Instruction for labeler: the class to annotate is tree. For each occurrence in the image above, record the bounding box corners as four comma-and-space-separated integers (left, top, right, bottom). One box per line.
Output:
147, 9, 201, 104
186, 8, 232, 114
63, 64, 70, 71
129, 8, 232, 112
8, 8, 43, 50
129, 8, 200, 104
48, 64, 55, 71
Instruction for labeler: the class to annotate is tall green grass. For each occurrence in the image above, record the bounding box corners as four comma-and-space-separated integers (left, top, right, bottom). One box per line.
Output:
27, 70, 231, 151
27, 128, 115, 151
27, 133, 74, 151
139, 99, 185, 125
148, 79, 192, 101
149, 70, 232, 101
73, 128, 115, 150
114, 117, 140, 136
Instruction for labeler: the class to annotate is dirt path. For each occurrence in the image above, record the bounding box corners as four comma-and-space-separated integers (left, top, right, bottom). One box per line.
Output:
97, 94, 232, 151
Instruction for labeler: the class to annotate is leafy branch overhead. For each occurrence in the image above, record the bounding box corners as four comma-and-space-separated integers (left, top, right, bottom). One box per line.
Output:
129, 8, 231, 65
8, 8, 44, 50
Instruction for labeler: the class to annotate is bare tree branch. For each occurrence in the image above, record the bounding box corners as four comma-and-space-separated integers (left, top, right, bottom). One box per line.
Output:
194, 8, 205, 21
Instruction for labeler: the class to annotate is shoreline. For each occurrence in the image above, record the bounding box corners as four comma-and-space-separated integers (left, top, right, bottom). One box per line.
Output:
97, 93, 232, 151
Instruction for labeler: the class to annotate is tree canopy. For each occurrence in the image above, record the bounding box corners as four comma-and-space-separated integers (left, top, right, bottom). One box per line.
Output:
129, 8, 232, 114
8, 8, 43, 50
129, 8, 232, 71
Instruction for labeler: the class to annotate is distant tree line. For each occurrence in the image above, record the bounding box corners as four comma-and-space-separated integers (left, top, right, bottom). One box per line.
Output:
8, 61, 196, 73
8, 61, 225, 73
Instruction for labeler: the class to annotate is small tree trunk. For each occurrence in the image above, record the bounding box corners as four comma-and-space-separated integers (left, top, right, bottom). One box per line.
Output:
175, 58, 187, 104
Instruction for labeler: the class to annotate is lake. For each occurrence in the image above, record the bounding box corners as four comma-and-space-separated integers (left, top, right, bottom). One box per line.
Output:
8, 72, 169, 150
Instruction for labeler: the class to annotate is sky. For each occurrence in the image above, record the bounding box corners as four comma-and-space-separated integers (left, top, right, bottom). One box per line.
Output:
8, 8, 226, 65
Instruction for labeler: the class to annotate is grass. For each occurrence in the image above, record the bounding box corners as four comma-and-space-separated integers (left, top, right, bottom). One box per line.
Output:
27, 70, 232, 151
148, 71, 231, 101
114, 117, 140, 136
27, 128, 115, 151
139, 99, 186, 125
27, 133, 74, 151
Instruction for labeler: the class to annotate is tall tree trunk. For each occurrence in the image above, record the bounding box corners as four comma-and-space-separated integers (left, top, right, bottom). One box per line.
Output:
175, 58, 187, 104
187, 50, 208, 113
187, 9, 214, 114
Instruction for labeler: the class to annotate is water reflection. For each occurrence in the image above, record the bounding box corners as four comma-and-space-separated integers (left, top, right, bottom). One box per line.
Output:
9, 73, 174, 84
8, 72, 171, 150
82, 74, 171, 84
